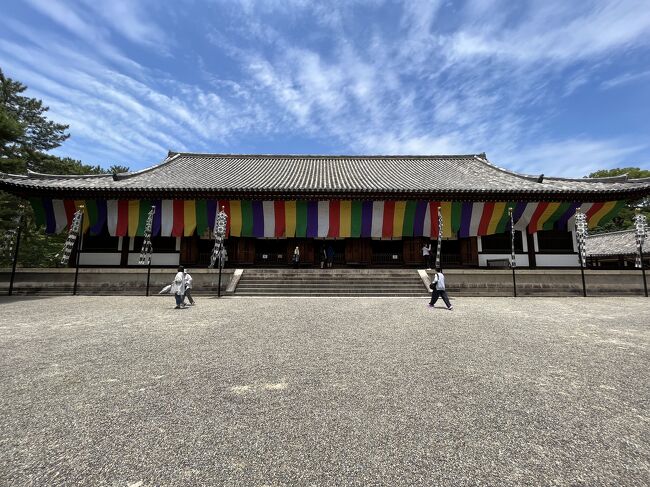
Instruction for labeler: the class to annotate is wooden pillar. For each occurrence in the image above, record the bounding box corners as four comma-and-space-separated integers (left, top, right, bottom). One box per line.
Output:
527, 233, 536, 268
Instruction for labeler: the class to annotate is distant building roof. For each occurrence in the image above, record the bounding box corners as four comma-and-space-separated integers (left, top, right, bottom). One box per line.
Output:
586, 229, 637, 257
2, 152, 650, 200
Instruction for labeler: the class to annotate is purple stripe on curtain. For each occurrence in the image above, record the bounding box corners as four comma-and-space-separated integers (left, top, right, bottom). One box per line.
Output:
413, 201, 427, 237
91, 200, 107, 235
508, 202, 528, 230
151, 200, 162, 236
306, 201, 318, 238
361, 201, 373, 237
252, 201, 264, 237
206, 200, 217, 231
459, 202, 473, 238
43, 199, 56, 234
554, 202, 581, 230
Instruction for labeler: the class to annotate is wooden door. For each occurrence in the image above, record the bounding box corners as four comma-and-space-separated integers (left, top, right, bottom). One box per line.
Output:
459, 237, 478, 266
345, 238, 371, 265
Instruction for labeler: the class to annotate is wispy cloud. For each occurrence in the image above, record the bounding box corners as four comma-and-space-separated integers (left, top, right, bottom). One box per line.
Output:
601, 69, 650, 89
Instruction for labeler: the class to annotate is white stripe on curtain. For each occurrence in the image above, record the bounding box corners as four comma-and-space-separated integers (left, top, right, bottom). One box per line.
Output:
423, 203, 431, 237
262, 201, 275, 237
513, 203, 538, 231
161, 200, 173, 237
52, 199, 68, 234
371, 201, 384, 238
106, 200, 118, 236
317, 201, 329, 238
468, 202, 484, 236
567, 203, 592, 229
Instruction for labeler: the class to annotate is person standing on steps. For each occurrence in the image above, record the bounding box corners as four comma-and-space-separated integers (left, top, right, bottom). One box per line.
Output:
326, 244, 334, 268
422, 242, 432, 269
170, 265, 186, 309
429, 269, 453, 310
320, 244, 327, 269
292, 246, 300, 268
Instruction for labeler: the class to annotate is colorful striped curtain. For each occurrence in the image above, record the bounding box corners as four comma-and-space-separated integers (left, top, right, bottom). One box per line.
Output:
27, 198, 627, 239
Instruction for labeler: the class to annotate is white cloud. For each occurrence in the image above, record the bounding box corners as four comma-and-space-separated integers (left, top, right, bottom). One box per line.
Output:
601, 69, 650, 89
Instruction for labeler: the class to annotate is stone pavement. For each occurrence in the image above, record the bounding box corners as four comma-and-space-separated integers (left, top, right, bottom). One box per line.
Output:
0, 295, 648, 486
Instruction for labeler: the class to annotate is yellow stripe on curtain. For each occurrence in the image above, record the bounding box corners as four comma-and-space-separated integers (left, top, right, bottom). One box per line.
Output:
486, 202, 506, 235
339, 200, 351, 238
535, 202, 562, 231
230, 200, 242, 236
184, 200, 196, 236
128, 200, 139, 237
392, 201, 406, 238
440, 201, 453, 238
74, 200, 90, 233
589, 201, 617, 229
285, 201, 296, 237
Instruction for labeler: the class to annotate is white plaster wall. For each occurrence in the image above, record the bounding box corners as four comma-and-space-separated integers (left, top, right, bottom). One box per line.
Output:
79, 253, 121, 266
535, 254, 579, 267
127, 253, 180, 266
478, 253, 529, 267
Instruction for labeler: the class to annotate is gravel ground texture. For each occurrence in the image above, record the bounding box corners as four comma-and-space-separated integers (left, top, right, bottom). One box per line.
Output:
0, 295, 648, 486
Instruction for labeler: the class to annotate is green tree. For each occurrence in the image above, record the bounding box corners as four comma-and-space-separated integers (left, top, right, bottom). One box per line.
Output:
0, 68, 108, 267
587, 167, 650, 233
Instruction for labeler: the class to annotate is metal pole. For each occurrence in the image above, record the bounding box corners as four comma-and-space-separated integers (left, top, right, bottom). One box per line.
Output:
578, 242, 587, 297
8, 214, 23, 296
217, 241, 223, 298
146, 257, 152, 297
512, 266, 517, 298
73, 209, 85, 296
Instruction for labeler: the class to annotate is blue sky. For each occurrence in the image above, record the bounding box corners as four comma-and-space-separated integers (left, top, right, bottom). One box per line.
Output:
1, 0, 649, 177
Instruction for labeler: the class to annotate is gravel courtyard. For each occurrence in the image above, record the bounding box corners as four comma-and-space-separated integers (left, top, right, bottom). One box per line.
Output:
0, 296, 648, 486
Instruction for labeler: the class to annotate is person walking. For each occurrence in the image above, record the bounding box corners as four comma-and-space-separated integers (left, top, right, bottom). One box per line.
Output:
183, 269, 195, 306
429, 269, 453, 310
422, 242, 432, 269
170, 265, 186, 309
292, 246, 300, 268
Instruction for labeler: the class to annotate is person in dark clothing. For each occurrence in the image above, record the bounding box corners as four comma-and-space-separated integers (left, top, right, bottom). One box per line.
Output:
326, 245, 334, 268
320, 245, 327, 269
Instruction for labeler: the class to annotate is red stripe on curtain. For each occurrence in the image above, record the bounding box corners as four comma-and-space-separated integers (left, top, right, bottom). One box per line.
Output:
477, 202, 494, 236
116, 200, 129, 237
585, 202, 605, 220
328, 200, 340, 237
527, 202, 549, 234
172, 200, 184, 237
274, 200, 285, 237
63, 200, 77, 228
430, 202, 440, 237
382, 201, 395, 238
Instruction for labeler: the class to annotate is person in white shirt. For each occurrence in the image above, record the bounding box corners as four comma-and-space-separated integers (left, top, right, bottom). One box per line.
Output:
170, 266, 186, 309
422, 242, 432, 269
183, 269, 195, 306
292, 246, 300, 268
429, 269, 453, 310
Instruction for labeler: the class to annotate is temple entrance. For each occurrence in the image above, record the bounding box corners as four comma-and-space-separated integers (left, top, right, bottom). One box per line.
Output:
370, 239, 403, 266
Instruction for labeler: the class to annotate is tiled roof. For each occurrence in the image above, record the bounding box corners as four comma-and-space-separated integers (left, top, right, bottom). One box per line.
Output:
586, 229, 637, 257
2, 152, 650, 200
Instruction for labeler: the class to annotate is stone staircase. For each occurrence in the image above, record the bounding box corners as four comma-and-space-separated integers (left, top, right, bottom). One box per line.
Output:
234, 269, 430, 297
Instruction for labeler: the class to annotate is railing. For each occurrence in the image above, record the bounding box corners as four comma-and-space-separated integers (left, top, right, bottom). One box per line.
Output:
371, 252, 403, 265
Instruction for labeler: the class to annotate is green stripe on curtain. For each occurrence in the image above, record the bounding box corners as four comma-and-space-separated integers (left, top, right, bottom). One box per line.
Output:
351, 200, 362, 237
136, 200, 151, 236
241, 200, 253, 237
195, 200, 208, 236
597, 201, 626, 228
451, 201, 463, 233
495, 202, 515, 234
29, 198, 46, 227
296, 200, 308, 237
543, 202, 571, 230
85, 200, 98, 235
402, 200, 417, 237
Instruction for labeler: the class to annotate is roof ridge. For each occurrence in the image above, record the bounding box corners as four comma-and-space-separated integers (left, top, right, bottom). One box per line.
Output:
112, 153, 181, 180
168, 151, 483, 160
25, 169, 113, 180
587, 229, 636, 237
472, 154, 540, 182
